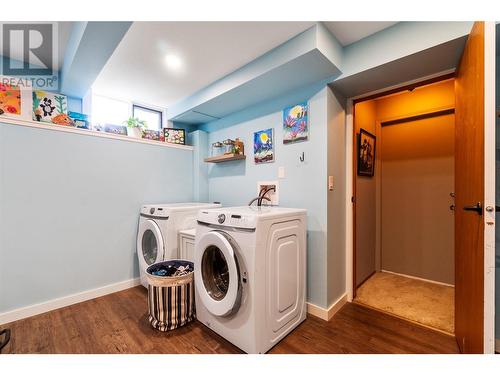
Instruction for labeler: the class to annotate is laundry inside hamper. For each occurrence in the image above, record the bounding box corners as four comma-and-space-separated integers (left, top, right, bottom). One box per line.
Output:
146, 260, 195, 331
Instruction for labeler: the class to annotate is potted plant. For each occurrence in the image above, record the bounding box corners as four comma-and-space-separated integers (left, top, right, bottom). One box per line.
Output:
124, 117, 147, 138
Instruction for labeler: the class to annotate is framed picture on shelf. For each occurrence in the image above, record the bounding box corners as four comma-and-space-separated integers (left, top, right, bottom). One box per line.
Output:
163, 128, 186, 145
0, 75, 33, 121
357, 129, 376, 177
32, 90, 68, 124
69, 111, 90, 129
104, 124, 128, 135
142, 129, 161, 141
0, 83, 21, 117
254, 128, 274, 164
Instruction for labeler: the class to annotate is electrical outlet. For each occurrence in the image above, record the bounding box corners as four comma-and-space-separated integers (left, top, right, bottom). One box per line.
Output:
257, 181, 279, 206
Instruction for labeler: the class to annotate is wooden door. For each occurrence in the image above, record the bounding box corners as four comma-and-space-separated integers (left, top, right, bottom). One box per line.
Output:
454, 21, 485, 354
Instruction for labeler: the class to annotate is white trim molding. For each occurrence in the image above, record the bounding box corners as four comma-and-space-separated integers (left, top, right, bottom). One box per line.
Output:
0, 118, 194, 151
0, 278, 141, 325
380, 270, 455, 288
482, 21, 496, 354
307, 293, 348, 321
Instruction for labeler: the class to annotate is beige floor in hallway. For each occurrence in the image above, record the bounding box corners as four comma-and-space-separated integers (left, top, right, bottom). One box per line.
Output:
355, 272, 454, 334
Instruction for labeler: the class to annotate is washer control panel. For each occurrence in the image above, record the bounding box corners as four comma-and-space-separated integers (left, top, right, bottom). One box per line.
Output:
198, 209, 257, 229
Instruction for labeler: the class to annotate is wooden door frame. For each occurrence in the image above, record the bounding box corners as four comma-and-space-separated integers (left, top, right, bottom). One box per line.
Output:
348, 72, 455, 299
482, 21, 495, 354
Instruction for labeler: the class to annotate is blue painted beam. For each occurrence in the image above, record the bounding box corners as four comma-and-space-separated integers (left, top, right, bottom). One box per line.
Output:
331, 36, 467, 99
340, 21, 472, 79
60, 21, 132, 98
169, 21, 473, 126
168, 23, 343, 124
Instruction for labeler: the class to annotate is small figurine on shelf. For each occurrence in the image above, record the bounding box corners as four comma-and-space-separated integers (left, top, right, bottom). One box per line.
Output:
234, 138, 244, 155
33, 107, 42, 121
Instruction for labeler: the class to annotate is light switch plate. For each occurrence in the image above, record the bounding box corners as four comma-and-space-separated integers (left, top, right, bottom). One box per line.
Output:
278, 166, 285, 179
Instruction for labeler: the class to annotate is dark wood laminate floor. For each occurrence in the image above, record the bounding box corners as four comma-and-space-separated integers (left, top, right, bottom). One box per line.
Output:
0, 286, 459, 354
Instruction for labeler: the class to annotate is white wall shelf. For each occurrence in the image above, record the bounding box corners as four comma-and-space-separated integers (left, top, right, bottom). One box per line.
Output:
0, 117, 194, 151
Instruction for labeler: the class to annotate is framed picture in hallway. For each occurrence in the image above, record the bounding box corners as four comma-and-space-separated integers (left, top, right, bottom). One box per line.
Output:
357, 129, 376, 177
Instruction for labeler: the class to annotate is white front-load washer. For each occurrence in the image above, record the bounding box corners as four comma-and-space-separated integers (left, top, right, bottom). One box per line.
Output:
137, 202, 220, 287
194, 206, 307, 353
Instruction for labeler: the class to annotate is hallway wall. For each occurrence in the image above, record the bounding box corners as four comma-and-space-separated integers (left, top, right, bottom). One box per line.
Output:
354, 100, 378, 286
380, 113, 455, 284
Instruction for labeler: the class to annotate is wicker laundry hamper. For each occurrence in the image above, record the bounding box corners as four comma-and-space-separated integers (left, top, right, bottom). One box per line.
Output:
146, 260, 195, 331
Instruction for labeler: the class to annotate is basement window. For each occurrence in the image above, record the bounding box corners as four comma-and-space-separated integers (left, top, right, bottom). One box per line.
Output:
133, 104, 163, 131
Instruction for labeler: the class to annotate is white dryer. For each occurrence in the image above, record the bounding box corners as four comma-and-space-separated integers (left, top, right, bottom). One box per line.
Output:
137, 202, 220, 287
194, 206, 307, 353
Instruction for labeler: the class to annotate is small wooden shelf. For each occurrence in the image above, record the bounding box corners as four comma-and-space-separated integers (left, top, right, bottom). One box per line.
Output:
204, 154, 246, 163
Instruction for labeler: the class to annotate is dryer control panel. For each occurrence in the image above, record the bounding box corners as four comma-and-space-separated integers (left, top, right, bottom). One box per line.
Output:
140, 205, 169, 218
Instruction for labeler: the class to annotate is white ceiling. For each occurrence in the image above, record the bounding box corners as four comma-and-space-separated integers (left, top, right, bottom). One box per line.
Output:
92, 21, 398, 109
91, 22, 315, 108
323, 21, 398, 46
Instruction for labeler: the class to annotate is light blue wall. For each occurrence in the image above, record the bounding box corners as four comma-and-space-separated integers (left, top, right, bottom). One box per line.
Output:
190, 130, 209, 202
67, 96, 83, 113
0, 123, 193, 313
204, 86, 330, 307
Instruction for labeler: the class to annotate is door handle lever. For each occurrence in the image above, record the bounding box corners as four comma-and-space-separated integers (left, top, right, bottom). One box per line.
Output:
463, 202, 482, 215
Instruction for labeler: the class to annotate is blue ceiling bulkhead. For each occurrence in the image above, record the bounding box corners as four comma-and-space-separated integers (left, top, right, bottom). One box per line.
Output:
167, 21, 473, 127
57, 21, 473, 127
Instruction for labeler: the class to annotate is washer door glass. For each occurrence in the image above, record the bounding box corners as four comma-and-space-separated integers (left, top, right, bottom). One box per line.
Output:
201, 245, 230, 301
195, 231, 241, 317
139, 220, 164, 265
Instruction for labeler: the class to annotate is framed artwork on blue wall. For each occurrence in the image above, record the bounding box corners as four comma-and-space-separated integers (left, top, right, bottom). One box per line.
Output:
283, 102, 308, 144
254, 128, 274, 164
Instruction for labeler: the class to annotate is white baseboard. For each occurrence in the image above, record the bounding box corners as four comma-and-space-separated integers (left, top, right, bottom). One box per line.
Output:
381, 270, 455, 288
0, 278, 140, 325
307, 293, 347, 321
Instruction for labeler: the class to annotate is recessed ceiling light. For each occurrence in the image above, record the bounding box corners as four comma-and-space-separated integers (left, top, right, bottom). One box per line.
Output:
164, 54, 182, 70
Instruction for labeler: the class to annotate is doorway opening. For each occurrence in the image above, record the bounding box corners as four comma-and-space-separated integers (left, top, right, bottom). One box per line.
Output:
352, 77, 456, 335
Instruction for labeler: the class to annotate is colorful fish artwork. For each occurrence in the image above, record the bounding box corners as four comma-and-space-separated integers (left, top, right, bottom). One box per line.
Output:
254, 128, 274, 164
0, 83, 21, 116
283, 102, 308, 144
32, 90, 68, 124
